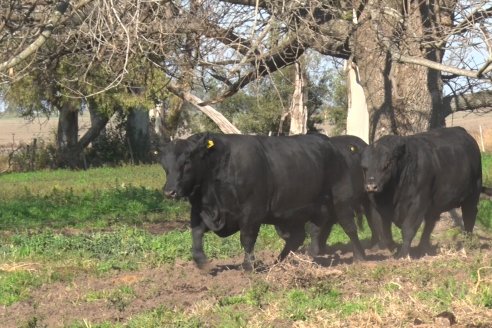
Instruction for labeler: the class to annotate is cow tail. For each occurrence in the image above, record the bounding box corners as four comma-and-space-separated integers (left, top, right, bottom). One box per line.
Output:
482, 186, 492, 196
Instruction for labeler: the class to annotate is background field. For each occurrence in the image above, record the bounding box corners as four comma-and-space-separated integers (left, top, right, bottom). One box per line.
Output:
446, 110, 492, 152
0, 158, 491, 327
0, 114, 91, 148
0, 109, 491, 148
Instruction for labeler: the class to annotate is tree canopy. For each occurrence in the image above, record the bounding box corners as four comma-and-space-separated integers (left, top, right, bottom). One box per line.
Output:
0, 0, 491, 140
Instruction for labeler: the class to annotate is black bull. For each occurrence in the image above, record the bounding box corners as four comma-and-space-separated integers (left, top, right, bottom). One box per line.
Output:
361, 127, 490, 258
310, 135, 381, 253
159, 133, 368, 270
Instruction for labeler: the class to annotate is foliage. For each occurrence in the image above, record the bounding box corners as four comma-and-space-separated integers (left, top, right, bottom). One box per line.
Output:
2, 72, 62, 117
2, 57, 175, 168
84, 111, 132, 167
188, 60, 336, 135
322, 70, 348, 136
7, 138, 57, 172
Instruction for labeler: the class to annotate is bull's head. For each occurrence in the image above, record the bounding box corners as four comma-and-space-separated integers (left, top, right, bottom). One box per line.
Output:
160, 139, 197, 199
159, 133, 217, 199
361, 136, 406, 193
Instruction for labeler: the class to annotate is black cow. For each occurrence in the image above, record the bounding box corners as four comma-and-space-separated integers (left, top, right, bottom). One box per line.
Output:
160, 133, 365, 270
310, 135, 382, 254
361, 127, 483, 258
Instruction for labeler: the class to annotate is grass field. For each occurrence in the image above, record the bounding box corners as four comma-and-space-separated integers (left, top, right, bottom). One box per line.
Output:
0, 157, 491, 327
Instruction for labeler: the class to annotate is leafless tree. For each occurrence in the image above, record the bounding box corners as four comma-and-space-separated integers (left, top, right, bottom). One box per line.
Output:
1, 0, 491, 140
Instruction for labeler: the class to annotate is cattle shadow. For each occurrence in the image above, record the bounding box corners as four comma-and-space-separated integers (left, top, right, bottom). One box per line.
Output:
205, 235, 491, 276
207, 261, 270, 276
207, 264, 243, 276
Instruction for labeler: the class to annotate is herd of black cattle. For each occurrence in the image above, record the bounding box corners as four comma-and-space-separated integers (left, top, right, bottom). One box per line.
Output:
159, 127, 492, 271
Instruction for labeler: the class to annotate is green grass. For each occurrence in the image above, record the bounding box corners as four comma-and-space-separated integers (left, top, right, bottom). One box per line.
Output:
0, 271, 43, 306
1, 157, 492, 325
0, 164, 176, 230
483, 153, 492, 186
479, 153, 492, 228
0, 186, 188, 230
0, 225, 283, 268
0, 164, 164, 199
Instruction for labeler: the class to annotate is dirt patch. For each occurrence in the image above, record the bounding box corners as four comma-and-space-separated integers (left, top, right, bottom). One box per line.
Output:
35, 220, 190, 237
142, 220, 189, 234
1, 218, 492, 327
0, 257, 262, 327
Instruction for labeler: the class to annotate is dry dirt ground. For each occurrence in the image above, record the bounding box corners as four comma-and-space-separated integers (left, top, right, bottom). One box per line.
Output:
1, 218, 492, 328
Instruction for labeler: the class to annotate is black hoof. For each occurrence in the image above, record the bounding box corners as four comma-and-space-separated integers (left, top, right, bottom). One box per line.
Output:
242, 261, 254, 272
193, 255, 209, 269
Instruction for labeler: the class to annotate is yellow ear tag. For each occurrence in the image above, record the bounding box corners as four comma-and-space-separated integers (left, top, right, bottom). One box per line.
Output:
350, 145, 357, 152
207, 140, 214, 149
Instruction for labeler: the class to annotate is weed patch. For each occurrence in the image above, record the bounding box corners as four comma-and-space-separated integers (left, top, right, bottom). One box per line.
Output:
0, 271, 43, 305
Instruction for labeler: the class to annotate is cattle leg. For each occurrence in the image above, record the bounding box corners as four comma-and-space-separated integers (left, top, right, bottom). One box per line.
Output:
366, 196, 396, 251
395, 216, 424, 259
363, 203, 382, 248
336, 211, 366, 261
277, 224, 306, 261
381, 216, 398, 251
191, 208, 208, 268
308, 221, 334, 256
240, 225, 261, 272
416, 215, 439, 256
461, 195, 479, 233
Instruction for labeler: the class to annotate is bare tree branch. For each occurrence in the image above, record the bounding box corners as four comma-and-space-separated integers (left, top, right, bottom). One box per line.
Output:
443, 90, 492, 116
451, 5, 492, 38
0, 1, 71, 73
393, 53, 492, 80
200, 38, 305, 105
166, 81, 241, 134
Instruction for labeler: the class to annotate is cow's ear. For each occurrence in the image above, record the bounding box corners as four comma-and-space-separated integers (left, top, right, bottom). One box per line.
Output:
194, 133, 216, 158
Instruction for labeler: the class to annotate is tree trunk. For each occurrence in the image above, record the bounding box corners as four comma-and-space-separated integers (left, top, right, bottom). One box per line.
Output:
353, 0, 453, 141
56, 102, 80, 168
345, 61, 369, 143
126, 107, 151, 164
289, 62, 308, 135
79, 100, 113, 150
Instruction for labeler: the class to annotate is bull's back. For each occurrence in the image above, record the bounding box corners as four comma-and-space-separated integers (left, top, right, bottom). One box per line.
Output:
260, 134, 339, 211
211, 134, 345, 215
408, 127, 482, 211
